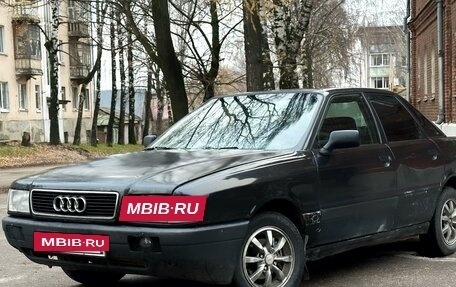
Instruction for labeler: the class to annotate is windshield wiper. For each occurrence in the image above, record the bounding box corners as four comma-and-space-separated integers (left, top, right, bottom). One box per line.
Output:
145, 146, 175, 150
202, 146, 239, 150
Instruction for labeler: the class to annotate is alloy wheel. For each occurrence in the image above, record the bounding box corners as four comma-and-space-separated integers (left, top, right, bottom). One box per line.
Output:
441, 199, 456, 246
241, 226, 295, 287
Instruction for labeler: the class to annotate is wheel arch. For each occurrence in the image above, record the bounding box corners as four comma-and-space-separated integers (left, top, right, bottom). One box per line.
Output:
444, 175, 456, 190
253, 199, 306, 235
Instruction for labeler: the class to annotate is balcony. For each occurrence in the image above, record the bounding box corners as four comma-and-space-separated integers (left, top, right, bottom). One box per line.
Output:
68, 22, 90, 39
15, 58, 42, 77
70, 64, 89, 80
12, 3, 40, 24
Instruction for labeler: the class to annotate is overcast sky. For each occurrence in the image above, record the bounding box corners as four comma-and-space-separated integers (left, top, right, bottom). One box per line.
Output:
346, 0, 408, 26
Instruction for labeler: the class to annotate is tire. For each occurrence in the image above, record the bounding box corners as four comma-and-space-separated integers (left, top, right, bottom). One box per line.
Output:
62, 268, 125, 286
233, 212, 305, 287
421, 186, 456, 256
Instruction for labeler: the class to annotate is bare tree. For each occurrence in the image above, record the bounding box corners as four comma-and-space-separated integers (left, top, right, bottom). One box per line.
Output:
127, 32, 136, 144
109, 0, 189, 121
143, 62, 153, 140
171, 0, 243, 101
271, 0, 313, 89
73, 0, 108, 145
106, 5, 117, 146
300, 0, 355, 88
117, 13, 127, 145
243, 0, 263, 91
41, 0, 62, 145
90, 0, 105, 146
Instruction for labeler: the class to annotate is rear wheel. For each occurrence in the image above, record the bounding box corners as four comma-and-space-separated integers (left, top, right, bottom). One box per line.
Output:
233, 212, 305, 287
62, 268, 125, 286
421, 186, 456, 256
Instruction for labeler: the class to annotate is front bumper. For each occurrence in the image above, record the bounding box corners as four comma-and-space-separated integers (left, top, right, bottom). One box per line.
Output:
2, 216, 249, 284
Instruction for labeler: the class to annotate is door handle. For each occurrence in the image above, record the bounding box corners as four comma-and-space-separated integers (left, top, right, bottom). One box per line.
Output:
379, 155, 392, 168
428, 149, 439, 161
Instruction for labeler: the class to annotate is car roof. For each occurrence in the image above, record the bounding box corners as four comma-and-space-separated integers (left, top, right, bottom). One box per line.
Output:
215, 88, 398, 98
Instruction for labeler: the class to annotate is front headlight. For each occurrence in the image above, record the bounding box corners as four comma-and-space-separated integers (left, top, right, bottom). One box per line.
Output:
7, 189, 30, 214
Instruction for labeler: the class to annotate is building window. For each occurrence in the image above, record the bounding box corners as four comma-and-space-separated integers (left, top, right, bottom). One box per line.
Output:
0, 26, 4, 53
83, 88, 89, 110
15, 25, 41, 59
401, 56, 407, 67
371, 77, 389, 89
61, 86, 66, 111
18, 83, 27, 110
0, 82, 8, 111
68, 0, 88, 20
35, 85, 41, 111
370, 54, 390, 66
72, 86, 78, 109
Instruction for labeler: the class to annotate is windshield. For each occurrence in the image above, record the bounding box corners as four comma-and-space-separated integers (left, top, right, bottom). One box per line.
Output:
151, 92, 322, 150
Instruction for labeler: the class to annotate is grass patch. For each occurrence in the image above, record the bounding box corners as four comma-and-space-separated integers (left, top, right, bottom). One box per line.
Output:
75, 144, 144, 156
0, 145, 41, 157
0, 143, 144, 168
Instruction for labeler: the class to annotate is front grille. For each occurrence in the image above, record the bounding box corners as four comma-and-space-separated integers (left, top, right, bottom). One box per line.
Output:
31, 189, 119, 220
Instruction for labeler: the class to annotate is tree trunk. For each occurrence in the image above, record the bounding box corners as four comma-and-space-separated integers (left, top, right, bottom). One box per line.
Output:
155, 69, 164, 134
118, 15, 127, 145
106, 6, 118, 147
127, 33, 136, 145
262, 22, 275, 90
91, 1, 104, 147
143, 64, 153, 141
272, 0, 313, 89
203, 0, 221, 101
151, 0, 188, 121
243, 0, 263, 91
46, 0, 61, 145
91, 65, 102, 146
302, 42, 314, 88
73, 84, 85, 145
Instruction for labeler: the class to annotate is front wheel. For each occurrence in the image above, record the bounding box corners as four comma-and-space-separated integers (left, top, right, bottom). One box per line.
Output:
421, 186, 456, 256
233, 212, 305, 287
62, 268, 125, 286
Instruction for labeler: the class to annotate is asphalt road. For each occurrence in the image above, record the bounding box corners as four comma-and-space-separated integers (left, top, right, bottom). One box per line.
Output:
2, 167, 456, 286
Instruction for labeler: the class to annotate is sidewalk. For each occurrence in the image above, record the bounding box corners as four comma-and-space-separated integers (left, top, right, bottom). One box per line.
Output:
0, 165, 64, 193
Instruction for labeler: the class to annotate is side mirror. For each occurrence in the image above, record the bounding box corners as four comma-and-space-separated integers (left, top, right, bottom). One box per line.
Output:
319, 130, 360, 156
143, 134, 158, 147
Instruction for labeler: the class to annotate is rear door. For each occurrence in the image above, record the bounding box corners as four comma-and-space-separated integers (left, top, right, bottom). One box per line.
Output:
313, 93, 397, 245
365, 93, 444, 227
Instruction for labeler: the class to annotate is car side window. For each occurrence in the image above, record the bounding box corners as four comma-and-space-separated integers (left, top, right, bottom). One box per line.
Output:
401, 100, 446, 138
316, 94, 379, 147
366, 94, 424, 142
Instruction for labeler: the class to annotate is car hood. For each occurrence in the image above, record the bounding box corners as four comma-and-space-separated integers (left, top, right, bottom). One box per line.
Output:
24, 149, 290, 195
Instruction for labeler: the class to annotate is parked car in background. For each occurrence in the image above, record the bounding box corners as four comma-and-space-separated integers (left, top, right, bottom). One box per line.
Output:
3, 88, 456, 287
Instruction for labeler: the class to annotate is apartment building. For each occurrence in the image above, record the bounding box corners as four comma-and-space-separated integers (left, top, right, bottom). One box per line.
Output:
357, 25, 408, 95
0, 0, 93, 143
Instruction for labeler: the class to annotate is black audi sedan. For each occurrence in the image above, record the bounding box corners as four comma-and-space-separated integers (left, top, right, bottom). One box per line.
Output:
3, 88, 456, 287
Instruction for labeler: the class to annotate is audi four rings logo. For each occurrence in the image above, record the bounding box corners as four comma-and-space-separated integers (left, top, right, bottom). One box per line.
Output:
53, 196, 87, 213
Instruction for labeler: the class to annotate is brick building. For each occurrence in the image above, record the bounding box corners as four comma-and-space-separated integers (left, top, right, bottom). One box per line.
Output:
409, 0, 456, 134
